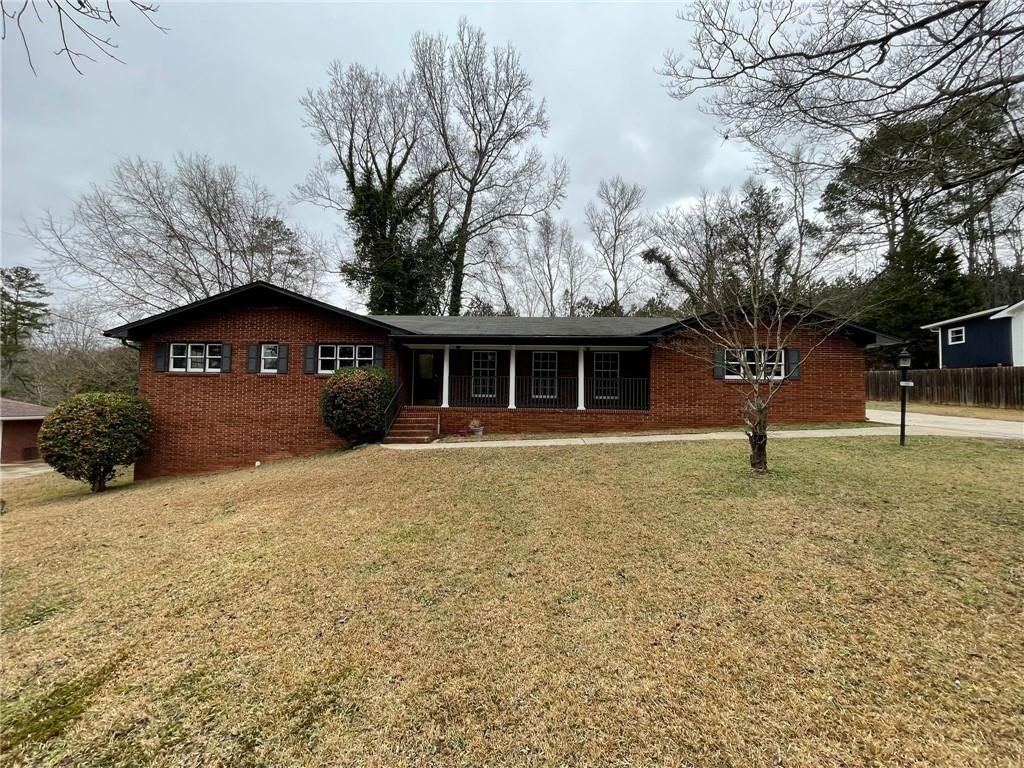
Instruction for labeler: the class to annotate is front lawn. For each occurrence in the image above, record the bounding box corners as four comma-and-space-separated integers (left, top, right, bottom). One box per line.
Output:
2, 438, 1021, 766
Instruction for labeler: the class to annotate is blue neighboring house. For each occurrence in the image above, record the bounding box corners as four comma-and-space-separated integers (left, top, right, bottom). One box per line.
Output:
922, 299, 1024, 368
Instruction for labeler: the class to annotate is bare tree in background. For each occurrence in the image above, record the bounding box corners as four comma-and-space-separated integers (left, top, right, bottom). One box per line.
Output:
646, 178, 865, 474
27, 153, 330, 320
661, 0, 1024, 195
1, 0, 165, 75
586, 176, 649, 315
512, 215, 592, 317
412, 18, 568, 315
23, 299, 137, 405
298, 62, 451, 314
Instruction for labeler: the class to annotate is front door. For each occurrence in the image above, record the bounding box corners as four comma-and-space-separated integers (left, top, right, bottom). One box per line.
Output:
412, 351, 441, 406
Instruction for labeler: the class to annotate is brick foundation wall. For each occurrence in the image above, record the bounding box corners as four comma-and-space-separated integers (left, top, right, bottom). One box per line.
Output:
1, 420, 44, 463
436, 329, 865, 434
135, 305, 398, 479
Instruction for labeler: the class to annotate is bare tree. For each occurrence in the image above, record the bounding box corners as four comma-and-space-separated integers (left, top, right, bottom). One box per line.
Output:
586, 176, 650, 315
646, 177, 864, 474
23, 298, 137, 405
662, 0, 1024, 193
2, 0, 165, 75
298, 62, 450, 314
27, 153, 330, 320
412, 18, 568, 315
559, 223, 594, 317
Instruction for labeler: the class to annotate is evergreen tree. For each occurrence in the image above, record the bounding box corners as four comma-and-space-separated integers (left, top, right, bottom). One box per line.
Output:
859, 229, 986, 367
1, 267, 51, 395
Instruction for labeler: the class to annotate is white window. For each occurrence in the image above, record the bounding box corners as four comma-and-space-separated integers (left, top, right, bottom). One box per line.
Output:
948, 327, 966, 345
472, 351, 497, 398
593, 352, 620, 399
317, 344, 375, 373
724, 348, 785, 380
260, 343, 279, 373
169, 342, 223, 373
532, 351, 558, 399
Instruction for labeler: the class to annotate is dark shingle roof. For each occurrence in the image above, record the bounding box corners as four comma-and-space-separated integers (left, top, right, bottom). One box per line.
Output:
0, 398, 51, 420
368, 315, 678, 338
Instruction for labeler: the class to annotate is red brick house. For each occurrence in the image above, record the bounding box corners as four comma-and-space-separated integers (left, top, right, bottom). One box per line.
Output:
0, 398, 51, 463
104, 282, 899, 478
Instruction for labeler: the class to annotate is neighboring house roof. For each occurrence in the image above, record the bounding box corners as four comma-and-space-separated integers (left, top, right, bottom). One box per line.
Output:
103, 282, 400, 341
920, 302, 1023, 330
370, 315, 679, 339
0, 398, 51, 421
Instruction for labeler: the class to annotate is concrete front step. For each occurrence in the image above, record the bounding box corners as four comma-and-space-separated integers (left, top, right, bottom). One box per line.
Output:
387, 429, 435, 438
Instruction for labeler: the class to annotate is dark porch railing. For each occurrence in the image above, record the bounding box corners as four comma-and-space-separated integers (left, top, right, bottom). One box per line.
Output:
447, 375, 649, 410
584, 377, 649, 410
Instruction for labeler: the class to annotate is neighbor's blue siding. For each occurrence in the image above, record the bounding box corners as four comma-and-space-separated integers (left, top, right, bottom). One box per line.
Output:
940, 315, 1012, 367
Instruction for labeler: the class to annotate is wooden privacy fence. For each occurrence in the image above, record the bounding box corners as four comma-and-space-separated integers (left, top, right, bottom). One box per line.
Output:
866, 367, 1024, 409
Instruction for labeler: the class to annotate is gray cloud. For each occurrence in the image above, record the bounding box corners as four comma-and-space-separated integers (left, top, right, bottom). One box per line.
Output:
1, 1, 757, 309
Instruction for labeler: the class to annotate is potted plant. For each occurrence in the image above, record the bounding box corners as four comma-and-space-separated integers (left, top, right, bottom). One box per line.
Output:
469, 418, 484, 437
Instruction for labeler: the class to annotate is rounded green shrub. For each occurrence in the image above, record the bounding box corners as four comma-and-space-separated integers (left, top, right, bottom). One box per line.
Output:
320, 366, 398, 445
38, 393, 153, 492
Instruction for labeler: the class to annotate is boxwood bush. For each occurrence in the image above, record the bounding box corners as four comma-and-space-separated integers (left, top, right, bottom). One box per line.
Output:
38, 393, 153, 492
320, 367, 398, 445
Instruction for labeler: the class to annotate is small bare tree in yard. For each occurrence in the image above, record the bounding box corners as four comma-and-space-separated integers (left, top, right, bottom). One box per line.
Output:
646, 177, 862, 474
514, 215, 593, 317
586, 176, 649, 315
27, 153, 330, 319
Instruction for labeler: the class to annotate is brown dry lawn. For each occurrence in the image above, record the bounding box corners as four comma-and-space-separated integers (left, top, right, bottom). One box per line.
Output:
2, 437, 1022, 767
869, 400, 1024, 422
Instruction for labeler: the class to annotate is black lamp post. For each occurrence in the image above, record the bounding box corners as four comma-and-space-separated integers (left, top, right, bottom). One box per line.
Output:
898, 346, 912, 446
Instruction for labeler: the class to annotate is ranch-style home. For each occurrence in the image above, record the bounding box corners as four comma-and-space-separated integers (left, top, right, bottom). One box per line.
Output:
104, 281, 899, 478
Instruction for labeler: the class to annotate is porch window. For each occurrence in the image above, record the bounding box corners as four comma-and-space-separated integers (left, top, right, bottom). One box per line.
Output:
531, 351, 558, 399
593, 351, 620, 399
472, 351, 497, 398
724, 348, 785, 380
170, 343, 223, 373
318, 344, 374, 373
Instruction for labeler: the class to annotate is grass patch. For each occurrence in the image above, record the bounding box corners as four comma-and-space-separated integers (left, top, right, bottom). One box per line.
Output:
1, 437, 1021, 766
1, 663, 115, 756
1, 594, 74, 633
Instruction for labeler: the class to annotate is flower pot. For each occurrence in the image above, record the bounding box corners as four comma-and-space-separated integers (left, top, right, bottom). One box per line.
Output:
470, 426, 484, 437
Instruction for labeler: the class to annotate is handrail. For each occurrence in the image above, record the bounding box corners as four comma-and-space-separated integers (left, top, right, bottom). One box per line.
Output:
382, 383, 404, 436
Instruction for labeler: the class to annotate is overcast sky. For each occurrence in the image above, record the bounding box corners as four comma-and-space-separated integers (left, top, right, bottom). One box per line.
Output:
1, 1, 757, 311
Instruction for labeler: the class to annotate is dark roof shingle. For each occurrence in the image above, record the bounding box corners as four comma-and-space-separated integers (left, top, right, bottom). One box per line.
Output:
368, 315, 677, 337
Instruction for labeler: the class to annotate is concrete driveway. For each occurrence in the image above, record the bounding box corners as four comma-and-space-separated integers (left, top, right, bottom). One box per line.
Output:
865, 409, 1024, 441
0, 462, 55, 481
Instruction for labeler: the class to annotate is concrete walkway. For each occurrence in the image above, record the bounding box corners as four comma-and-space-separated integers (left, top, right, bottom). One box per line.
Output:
383, 411, 1022, 451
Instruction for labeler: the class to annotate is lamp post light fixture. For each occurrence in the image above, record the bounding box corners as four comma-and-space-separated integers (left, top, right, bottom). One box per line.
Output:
897, 346, 912, 446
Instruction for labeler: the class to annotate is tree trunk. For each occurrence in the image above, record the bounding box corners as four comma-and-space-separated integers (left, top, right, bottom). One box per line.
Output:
91, 474, 107, 493
748, 428, 768, 474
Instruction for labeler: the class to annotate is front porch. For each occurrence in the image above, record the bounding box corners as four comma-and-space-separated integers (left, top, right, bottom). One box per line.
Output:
402, 345, 651, 412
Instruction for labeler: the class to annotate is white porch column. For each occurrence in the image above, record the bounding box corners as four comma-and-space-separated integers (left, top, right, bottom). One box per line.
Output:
508, 346, 517, 409
577, 346, 586, 410
441, 345, 450, 407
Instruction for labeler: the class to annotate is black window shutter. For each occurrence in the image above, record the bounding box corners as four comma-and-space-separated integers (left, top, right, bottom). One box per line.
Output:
786, 347, 801, 380
712, 348, 725, 379
154, 342, 169, 372
373, 345, 384, 369
304, 344, 317, 373
247, 344, 259, 373
277, 344, 289, 373
220, 343, 233, 372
